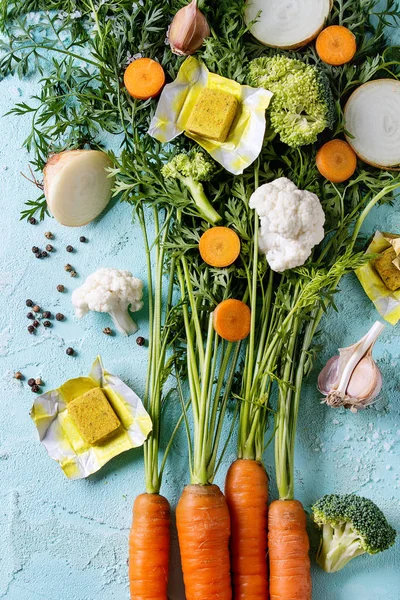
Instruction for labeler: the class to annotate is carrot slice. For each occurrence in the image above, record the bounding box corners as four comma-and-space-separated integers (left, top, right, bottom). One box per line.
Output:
316, 25, 357, 66
129, 493, 170, 599
316, 139, 357, 183
124, 58, 166, 100
199, 227, 241, 268
225, 459, 269, 600
268, 499, 312, 600
214, 299, 251, 342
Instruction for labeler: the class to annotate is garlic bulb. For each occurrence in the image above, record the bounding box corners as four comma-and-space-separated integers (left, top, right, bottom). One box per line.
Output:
168, 0, 210, 56
318, 321, 385, 413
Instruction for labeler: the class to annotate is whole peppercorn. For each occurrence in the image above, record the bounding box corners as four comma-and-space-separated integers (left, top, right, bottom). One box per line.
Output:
42, 311, 51, 319
56, 313, 65, 321
66, 347, 74, 356
35, 378, 43, 386
64, 264, 73, 272
43, 320, 51, 328
136, 336, 145, 347
79, 236, 87, 243
41, 251, 48, 258
70, 270, 78, 278
33, 320, 40, 328
45, 244, 54, 252
66, 245, 74, 253
45, 231, 53, 240
32, 246, 40, 254
35, 252, 42, 259
27, 325, 35, 334
57, 284, 65, 293
28, 378, 35, 387
31, 384, 40, 393
33, 305, 40, 313
27, 312, 34, 320
26, 299, 33, 307
29, 217, 37, 225
14, 372, 24, 380
103, 327, 113, 336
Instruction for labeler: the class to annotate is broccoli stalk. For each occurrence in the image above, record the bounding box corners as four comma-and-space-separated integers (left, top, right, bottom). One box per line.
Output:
161, 151, 221, 224
248, 55, 336, 148
312, 494, 396, 573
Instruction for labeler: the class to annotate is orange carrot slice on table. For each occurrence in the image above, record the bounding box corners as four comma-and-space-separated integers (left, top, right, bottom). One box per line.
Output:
214, 299, 251, 342
199, 227, 241, 268
124, 58, 166, 100
268, 500, 312, 600
316, 139, 357, 183
129, 493, 170, 599
225, 459, 269, 600
176, 484, 232, 600
316, 25, 357, 66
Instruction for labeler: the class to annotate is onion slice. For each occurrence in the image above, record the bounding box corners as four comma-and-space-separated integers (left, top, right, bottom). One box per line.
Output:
44, 150, 115, 227
344, 80, 400, 169
245, 0, 331, 49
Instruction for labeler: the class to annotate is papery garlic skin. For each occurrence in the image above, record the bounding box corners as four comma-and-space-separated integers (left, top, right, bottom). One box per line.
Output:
318, 321, 385, 412
168, 0, 210, 56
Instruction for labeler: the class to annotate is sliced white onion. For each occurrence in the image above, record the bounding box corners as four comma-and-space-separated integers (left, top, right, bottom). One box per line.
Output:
344, 80, 400, 169
245, 0, 331, 49
44, 150, 114, 227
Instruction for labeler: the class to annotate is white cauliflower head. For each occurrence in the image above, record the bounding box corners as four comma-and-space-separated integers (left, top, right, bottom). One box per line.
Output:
72, 268, 144, 335
249, 177, 325, 272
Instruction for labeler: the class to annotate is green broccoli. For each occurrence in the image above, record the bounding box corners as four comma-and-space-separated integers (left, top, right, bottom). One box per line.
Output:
161, 151, 221, 224
248, 55, 336, 148
312, 494, 396, 573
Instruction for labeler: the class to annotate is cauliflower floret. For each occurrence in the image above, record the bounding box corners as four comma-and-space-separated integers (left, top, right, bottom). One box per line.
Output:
72, 268, 143, 335
249, 177, 325, 272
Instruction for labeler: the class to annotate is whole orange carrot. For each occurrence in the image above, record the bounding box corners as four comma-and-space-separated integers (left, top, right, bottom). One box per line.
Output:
225, 459, 269, 600
268, 500, 311, 600
129, 493, 170, 599
177, 484, 232, 600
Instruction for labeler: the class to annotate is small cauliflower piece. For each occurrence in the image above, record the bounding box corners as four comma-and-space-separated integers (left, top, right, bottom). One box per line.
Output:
250, 177, 325, 272
72, 268, 143, 335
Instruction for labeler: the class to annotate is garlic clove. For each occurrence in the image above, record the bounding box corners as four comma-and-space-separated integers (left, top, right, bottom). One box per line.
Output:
168, 0, 210, 56
346, 355, 381, 400
318, 355, 339, 395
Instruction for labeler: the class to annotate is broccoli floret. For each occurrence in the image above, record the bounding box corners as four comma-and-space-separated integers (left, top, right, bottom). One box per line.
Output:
248, 55, 336, 148
161, 151, 221, 224
312, 494, 396, 573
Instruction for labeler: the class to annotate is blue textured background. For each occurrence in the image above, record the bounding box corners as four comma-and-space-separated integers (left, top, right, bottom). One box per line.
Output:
1, 15, 399, 600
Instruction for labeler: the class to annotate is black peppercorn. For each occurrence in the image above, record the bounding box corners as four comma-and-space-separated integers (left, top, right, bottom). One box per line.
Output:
32, 246, 40, 254
56, 313, 64, 321
103, 327, 113, 336
79, 236, 87, 243
45, 231, 53, 239
35, 252, 42, 259
45, 244, 54, 252
27, 325, 35, 334
29, 217, 37, 225
70, 270, 78, 278
28, 378, 35, 387
64, 264, 73, 272
31, 384, 40, 393
27, 312, 34, 320
41, 251, 48, 258
136, 336, 145, 346
42, 311, 51, 319
66, 245, 74, 253
43, 320, 51, 328
57, 284, 65, 293
66, 347, 74, 356
26, 299, 33, 307
33, 320, 40, 328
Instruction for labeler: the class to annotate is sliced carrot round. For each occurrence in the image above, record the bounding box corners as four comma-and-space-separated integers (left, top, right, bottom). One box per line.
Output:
316, 25, 357, 66
199, 227, 241, 268
124, 57, 166, 100
316, 139, 357, 183
213, 299, 251, 342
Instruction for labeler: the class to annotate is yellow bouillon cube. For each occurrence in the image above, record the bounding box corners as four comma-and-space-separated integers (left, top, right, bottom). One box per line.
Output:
373, 247, 400, 291
186, 88, 238, 143
68, 388, 121, 445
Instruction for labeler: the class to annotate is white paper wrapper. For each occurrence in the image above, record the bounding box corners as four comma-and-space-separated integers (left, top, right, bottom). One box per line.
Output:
31, 356, 152, 479
148, 57, 273, 175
